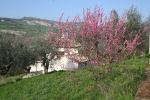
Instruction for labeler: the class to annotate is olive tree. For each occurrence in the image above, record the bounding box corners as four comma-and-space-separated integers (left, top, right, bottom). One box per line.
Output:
125, 5, 147, 54
26, 35, 59, 73
0, 33, 36, 75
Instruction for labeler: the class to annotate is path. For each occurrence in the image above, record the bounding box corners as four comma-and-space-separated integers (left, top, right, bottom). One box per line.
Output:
135, 63, 150, 100
22, 71, 43, 79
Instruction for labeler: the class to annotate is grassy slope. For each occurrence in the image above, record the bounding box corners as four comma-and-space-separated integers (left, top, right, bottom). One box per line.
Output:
0, 56, 148, 100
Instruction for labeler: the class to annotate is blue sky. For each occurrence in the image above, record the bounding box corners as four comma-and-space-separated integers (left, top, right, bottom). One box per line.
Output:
0, 0, 150, 21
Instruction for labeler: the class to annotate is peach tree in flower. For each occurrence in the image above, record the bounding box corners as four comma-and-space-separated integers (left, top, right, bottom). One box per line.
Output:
47, 7, 144, 67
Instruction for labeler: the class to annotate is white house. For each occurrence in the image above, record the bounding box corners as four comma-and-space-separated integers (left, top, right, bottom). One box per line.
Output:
29, 46, 88, 74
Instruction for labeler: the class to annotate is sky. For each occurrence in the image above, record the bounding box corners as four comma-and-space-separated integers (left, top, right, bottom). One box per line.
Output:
0, 0, 150, 21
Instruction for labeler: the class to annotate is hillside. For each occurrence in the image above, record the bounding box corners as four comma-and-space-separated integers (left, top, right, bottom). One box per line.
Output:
0, 56, 148, 100
0, 17, 57, 36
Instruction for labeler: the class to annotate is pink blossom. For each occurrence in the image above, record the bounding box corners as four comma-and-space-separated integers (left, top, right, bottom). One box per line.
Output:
47, 6, 143, 66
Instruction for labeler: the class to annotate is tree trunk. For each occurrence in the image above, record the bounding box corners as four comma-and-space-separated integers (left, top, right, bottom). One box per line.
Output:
44, 59, 49, 74
44, 67, 48, 74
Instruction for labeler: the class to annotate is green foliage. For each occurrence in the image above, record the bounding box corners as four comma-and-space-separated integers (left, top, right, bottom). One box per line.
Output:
145, 53, 150, 58
24, 35, 58, 73
0, 74, 24, 86
125, 5, 147, 54
0, 33, 37, 76
0, 56, 148, 100
126, 6, 142, 30
0, 33, 58, 75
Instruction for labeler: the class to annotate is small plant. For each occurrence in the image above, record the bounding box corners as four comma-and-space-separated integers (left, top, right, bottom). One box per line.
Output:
145, 53, 150, 58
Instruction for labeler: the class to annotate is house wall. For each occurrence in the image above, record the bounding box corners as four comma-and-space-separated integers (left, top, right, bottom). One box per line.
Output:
29, 56, 78, 73
29, 47, 80, 73
49, 56, 78, 71
29, 61, 44, 73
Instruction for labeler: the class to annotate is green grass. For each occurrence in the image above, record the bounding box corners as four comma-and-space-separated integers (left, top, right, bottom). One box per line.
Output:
0, 74, 24, 86
0, 56, 148, 100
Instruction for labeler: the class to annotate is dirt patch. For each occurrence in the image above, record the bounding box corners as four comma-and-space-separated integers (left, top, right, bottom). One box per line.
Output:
24, 20, 50, 26
0, 76, 5, 83
0, 29, 26, 35
136, 82, 150, 99
135, 64, 150, 100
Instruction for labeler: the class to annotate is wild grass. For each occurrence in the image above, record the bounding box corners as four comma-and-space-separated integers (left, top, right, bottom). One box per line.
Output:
0, 56, 148, 100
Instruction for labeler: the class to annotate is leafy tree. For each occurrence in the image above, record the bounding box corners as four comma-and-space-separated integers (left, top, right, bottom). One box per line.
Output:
125, 5, 147, 54
126, 6, 142, 32
143, 15, 150, 54
0, 33, 36, 75
0, 33, 59, 75
26, 35, 59, 73
0, 33, 14, 75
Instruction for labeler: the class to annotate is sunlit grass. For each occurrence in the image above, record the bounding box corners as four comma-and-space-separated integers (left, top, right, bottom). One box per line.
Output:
0, 56, 148, 100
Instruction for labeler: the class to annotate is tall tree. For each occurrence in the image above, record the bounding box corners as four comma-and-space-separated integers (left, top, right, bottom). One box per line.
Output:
125, 5, 146, 54
0, 33, 36, 75
27, 35, 59, 73
111, 9, 119, 25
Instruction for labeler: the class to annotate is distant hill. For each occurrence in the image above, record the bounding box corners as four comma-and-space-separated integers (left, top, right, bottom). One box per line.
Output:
0, 17, 58, 36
